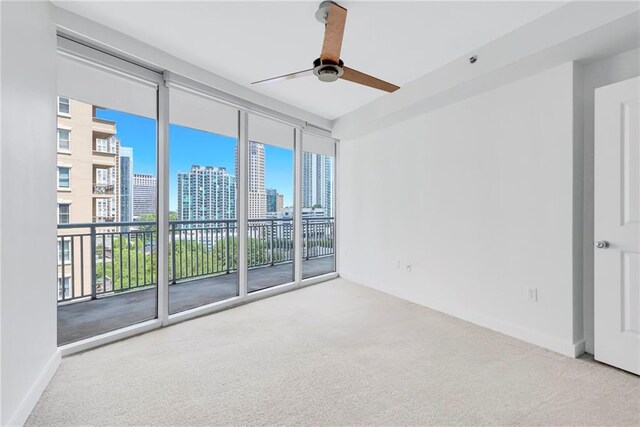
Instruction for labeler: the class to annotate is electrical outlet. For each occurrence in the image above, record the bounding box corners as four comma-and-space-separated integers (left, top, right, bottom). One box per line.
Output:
527, 288, 538, 302
406, 264, 412, 272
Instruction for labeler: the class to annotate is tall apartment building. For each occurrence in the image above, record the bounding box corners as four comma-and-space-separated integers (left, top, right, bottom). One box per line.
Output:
277, 194, 284, 213
302, 152, 333, 216
236, 141, 266, 219
57, 97, 121, 298
57, 97, 121, 224
177, 165, 236, 221
266, 188, 284, 213
119, 146, 134, 223
132, 173, 157, 218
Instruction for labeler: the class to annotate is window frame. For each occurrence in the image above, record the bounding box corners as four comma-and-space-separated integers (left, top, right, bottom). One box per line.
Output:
57, 96, 71, 117
57, 203, 70, 224
57, 166, 71, 189
57, 238, 71, 265
57, 276, 72, 300
57, 127, 71, 152
55, 36, 339, 355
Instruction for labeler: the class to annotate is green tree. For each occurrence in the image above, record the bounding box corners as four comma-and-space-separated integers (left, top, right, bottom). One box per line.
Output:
136, 212, 179, 231
96, 235, 157, 292
96, 229, 292, 291
171, 233, 218, 280
211, 237, 238, 273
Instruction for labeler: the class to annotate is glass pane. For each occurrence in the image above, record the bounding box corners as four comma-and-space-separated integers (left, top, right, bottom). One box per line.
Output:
169, 87, 239, 314
58, 128, 70, 150
58, 97, 70, 115
56, 92, 158, 346
301, 134, 336, 279
58, 204, 70, 224
58, 167, 70, 188
247, 114, 294, 292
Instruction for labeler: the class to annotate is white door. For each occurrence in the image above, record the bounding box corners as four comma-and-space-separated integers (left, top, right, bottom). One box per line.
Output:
594, 76, 640, 375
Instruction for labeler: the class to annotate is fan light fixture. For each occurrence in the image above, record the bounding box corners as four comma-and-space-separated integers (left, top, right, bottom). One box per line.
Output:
252, 1, 400, 93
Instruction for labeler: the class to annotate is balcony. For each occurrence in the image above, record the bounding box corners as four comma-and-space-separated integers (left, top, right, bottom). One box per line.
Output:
92, 216, 116, 223
94, 137, 117, 155
92, 117, 117, 135
93, 183, 115, 195
57, 217, 335, 345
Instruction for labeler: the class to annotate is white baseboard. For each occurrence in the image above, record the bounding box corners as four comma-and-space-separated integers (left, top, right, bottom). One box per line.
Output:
572, 339, 586, 357
455, 309, 585, 358
7, 349, 61, 426
340, 273, 583, 358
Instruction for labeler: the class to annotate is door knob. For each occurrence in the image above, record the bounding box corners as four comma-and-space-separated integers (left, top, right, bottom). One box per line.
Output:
594, 240, 609, 249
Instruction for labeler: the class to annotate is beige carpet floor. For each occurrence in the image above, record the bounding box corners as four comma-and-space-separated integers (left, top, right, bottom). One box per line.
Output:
27, 279, 640, 426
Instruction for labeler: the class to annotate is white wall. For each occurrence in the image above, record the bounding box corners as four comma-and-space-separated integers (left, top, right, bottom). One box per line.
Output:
338, 63, 584, 356
0, 2, 60, 425
581, 48, 640, 354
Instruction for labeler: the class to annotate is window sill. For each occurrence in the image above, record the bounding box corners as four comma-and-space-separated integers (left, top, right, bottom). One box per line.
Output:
57, 188, 72, 192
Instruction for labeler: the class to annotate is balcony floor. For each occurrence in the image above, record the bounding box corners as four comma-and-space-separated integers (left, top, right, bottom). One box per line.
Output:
58, 256, 335, 346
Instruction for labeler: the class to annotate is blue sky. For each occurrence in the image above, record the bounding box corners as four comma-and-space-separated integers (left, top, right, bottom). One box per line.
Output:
96, 109, 294, 211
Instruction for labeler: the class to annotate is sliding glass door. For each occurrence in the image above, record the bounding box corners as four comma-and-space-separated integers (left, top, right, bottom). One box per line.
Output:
55, 38, 338, 349
56, 43, 160, 345
301, 132, 336, 279
168, 87, 239, 314
246, 114, 295, 292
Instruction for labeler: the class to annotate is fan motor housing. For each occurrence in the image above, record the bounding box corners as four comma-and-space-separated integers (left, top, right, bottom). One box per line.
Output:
313, 58, 344, 83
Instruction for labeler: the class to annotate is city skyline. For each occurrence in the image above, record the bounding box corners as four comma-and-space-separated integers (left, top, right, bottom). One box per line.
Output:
95, 109, 296, 211
303, 152, 334, 217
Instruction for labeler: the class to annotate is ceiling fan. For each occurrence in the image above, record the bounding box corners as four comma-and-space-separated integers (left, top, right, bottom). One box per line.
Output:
252, 1, 400, 93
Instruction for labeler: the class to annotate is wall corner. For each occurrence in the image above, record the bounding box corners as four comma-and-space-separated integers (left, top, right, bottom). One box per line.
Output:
571, 61, 586, 353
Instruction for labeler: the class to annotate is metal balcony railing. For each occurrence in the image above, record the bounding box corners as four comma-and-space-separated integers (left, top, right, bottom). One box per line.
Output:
93, 183, 115, 195
56, 217, 334, 303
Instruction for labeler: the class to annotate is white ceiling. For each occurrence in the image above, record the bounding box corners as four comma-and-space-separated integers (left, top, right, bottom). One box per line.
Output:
54, 1, 566, 120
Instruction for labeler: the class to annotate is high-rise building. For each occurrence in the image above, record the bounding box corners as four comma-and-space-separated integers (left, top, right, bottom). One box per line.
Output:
236, 141, 266, 219
177, 165, 236, 221
57, 97, 121, 225
266, 188, 277, 213
276, 194, 284, 213
302, 152, 333, 216
324, 158, 334, 217
133, 173, 157, 218
56, 97, 121, 299
119, 146, 134, 223
266, 188, 284, 213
